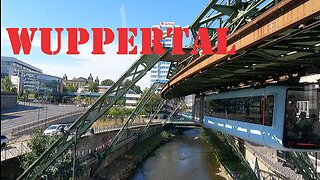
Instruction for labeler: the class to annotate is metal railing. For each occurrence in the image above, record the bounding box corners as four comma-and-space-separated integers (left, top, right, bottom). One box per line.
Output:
245, 143, 303, 180
1, 141, 29, 161
10, 110, 84, 137
1, 122, 162, 161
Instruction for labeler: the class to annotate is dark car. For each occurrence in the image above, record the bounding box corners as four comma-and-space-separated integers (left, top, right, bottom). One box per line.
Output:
1, 135, 9, 148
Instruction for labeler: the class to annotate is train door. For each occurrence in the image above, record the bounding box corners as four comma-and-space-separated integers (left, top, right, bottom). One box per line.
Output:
283, 84, 319, 150
193, 95, 204, 125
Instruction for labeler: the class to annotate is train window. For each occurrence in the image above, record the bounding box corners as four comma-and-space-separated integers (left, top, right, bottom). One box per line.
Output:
264, 96, 274, 126
283, 87, 319, 149
205, 95, 274, 126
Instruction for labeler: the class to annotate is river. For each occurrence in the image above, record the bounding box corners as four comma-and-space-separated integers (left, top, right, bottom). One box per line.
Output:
132, 129, 228, 180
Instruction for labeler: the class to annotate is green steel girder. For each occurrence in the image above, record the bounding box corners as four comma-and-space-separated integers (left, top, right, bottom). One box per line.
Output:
163, 100, 183, 125
166, 62, 179, 79
198, 12, 223, 26
223, 134, 258, 179
139, 99, 166, 136
212, 4, 237, 16
123, 82, 161, 132
89, 82, 161, 176
89, 98, 166, 178
189, 0, 279, 60
190, 0, 219, 38
287, 152, 319, 180
166, 54, 197, 80
17, 49, 171, 180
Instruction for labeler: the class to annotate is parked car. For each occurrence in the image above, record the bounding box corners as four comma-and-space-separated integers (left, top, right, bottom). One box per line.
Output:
1, 135, 9, 148
43, 124, 69, 136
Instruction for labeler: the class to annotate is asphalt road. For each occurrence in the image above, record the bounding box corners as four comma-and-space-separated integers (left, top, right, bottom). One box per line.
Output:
1, 102, 84, 135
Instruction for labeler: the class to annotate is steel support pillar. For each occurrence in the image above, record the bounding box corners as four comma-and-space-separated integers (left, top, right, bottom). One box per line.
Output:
139, 99, 166, 136
17, 49, 170, 180
90, 98, 166, 177
87, 83, 160, 176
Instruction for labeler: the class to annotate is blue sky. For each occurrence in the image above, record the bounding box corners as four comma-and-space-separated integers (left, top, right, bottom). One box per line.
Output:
1, 0, 208, 88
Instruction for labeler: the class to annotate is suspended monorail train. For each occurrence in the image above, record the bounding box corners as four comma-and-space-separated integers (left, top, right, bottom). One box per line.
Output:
187, 84, 320, 152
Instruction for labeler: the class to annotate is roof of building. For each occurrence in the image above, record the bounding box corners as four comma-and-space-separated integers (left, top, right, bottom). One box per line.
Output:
14, 70, 62, 80
72, 77, 87, 82
1, 56, 42, 73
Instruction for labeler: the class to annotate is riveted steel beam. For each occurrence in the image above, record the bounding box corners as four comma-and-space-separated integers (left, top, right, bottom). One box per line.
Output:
17, 49, 170, 180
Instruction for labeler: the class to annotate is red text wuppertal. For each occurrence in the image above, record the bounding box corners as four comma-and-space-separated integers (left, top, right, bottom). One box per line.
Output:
6, 28, 236, 55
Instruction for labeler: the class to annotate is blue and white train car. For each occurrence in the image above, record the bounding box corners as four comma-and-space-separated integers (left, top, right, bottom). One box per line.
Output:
196, 84, 319, 152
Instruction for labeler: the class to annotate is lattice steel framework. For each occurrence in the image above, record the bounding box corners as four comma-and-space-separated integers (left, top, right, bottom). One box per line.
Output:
167, 0, 280, 78
89, 82, 161, 176
17, 50, 170, 180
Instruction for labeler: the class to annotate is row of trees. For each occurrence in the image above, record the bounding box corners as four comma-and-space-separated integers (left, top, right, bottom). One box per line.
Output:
1, 76, 17, 92
63, 79, 142, 94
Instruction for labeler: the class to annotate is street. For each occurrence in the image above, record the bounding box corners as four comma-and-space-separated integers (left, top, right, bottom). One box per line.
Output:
1, 102, 84, 135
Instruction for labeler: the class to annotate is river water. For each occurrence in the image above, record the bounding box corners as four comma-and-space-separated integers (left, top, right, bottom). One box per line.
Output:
132, 129, 227, 180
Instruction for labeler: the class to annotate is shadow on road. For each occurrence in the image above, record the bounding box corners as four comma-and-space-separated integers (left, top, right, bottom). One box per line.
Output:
1, 105, 42, 115
1, 114, 21, 121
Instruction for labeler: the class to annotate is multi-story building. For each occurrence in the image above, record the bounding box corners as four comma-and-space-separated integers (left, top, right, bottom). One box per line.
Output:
151, 22, 180, 117
124, 89, 141, 109
150, 22, 180, 87
11, 71, 62, 95
1, 56, 42, 79
150, 61, 171, 84
62, 73, 99, 88
77, 85, 141, 108
1, 56, 62, 95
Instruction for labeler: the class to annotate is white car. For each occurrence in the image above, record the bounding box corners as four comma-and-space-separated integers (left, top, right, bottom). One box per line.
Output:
1, 135, 9, 148
43, 124, 69, 136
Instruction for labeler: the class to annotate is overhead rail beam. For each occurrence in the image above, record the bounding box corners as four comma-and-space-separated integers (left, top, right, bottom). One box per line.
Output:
162, 0, 320, 98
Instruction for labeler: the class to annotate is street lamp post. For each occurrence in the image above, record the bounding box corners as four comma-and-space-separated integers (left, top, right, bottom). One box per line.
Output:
45, 106, 48, 127
23, 89, 26, 106
316, 152, 318, 180
37, 108, 40, 127
44, 92, 48, 127
72, 129, 77, 180
57, 127, 78, 179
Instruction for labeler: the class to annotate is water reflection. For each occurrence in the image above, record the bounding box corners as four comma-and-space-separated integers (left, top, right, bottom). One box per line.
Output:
132, 129, 227, 180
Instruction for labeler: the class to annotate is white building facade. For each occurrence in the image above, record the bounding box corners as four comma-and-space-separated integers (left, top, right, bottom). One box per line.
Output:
150, 22, 180, 86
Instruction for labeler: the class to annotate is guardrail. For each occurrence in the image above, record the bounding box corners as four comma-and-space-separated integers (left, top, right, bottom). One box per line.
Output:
77, 123, 162, 160
10, 110, 84, 137
1, 122, 162, 161
1, 141, 29, 161
245, 143, 303, 180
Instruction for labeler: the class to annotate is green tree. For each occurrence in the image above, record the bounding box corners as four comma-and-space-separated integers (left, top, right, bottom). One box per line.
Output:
122, 79, 142, 94
88, 82, 98, 92
18, 90, 23, 100
124, 108, 134, 116
34, 92, 39, 99
106, 107, 133, 124
116, 99, 125, 106
25, 91, 30, 102
139, 89, 162, 115
63, 83, 77, 92
1, 76, 16, 92
19, 129, 84, 179
100, 79, 114, 86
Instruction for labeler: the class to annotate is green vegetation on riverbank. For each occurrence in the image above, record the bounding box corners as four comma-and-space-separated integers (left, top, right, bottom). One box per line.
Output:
199, 128, 257, 180
97, 131, 171, 179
